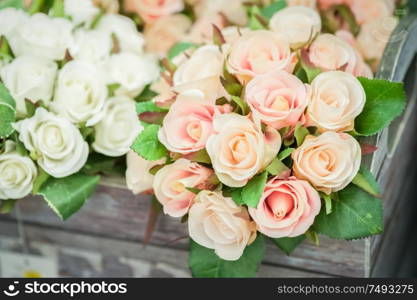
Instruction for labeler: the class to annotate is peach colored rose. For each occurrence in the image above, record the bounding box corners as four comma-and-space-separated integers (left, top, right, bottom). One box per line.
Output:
317, 0, 349, 10
126, 150, 166, 195
245, 70, 309, 129
227, 30, 296, 84
188, 190, 257, 261
249, 177, 321, 238
158, 90, 215, 154
306, 71, 365, 132
153, 159, 214, 217
206, 113, 281, 187
287, 0, 317, 9
186, 13, 225, 44
193, 0, 248, 26
144, 14, 191, 56
270, 6, 321, 49
308, 33, 358, 74
292, 131, 361, 194
131, 0, 184, 23
349, 0, 395, 25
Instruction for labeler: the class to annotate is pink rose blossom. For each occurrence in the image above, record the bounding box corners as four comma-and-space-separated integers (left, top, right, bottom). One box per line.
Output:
129, 0, 184, 24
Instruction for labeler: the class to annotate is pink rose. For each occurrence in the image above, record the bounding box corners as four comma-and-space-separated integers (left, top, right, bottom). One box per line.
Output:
130, 0, 184, 24
227, 30, 296, 83
186, 13, 226, 44
206, 113, 281, 187
153, 158, 213, 217
158, 90, 215, 154
189, 190, 257, 261
317, 0, 350, 10
349, 0, 395, 25
249, 177, 321, 238
245, 70, 309, 129
193, 0, 248, 26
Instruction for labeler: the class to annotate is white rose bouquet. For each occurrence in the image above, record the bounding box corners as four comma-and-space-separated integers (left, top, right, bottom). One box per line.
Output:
126, 0, 408, 277
0, 0, 159, 219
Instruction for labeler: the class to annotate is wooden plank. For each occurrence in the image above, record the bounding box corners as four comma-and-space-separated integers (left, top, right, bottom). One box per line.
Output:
0, 220, 328, 278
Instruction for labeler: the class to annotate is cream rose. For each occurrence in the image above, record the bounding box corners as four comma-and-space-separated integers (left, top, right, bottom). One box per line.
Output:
292, 131, 361, 194
132, 0, 184, 23
245, 70, 309, 129
105, 52, 160, 98
52, 61, 108, 126
144, 14, 192, 56
153, 159, 213, 217
206, 114, 281, 187
68, 29, 112, 63
270, 6, 321, 49
249, 177, 321, 238
227, 30, 295, 83
126, 150, 166, 195
96, 14, 145, 54
159, 90, 215, 154
93, 96, 142, 157
0, 8, 27, 39
188, 190, 257, 261
193, 0, 247, 26
64, 0, 100, 25
349, 0, 395, 25
0, 55, 57, 117
306, 71, 365, 132
0, 141, 37, 200
8, 13, 73, 61
14, 108, 89, 178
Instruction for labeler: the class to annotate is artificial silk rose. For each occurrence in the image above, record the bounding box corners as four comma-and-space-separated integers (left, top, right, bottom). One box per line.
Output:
249, 177, 321, 238
173, 45, 224, 99
52, 61, 108, 126
130, 0, 184, 24
287, 0, 317, 9
0, 141, 37, 200
206, 114, 281, 187
0, 55, 57, 117
14, 108, 89, 178
64, 0, 100, 25
105, 52, 160, 98
96, 14, 144, 54
292, 131, 361, 194
8, 13, 73, 61
245, 70, 309, 129
187, 13, 226, 44
68, 29, 112, 63
144, 14, 192, 56
0, 7, 27, 39
308, 33, 357, 74
193, 0, 248, 26
153, 159, 213, 217
158, 90, 215, 154
269, 6, 321, 49
357, 17, 398, 67
126, 151, 166, 195
188, 190, 257, 261
93, 96, 142, 157
227, 30, 295, 83
306, 71, 365, 132
349, 0, 395, 25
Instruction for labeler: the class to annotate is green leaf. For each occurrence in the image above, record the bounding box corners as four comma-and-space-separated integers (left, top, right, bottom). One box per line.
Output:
136, 101, 168, 115
28, 0, 45, 14
131, 124, 168, 161
0, 36, 13, 62
272, 235, 305, 255
189, 235, 265, 278
314, 184, 383, 239
277, 148, 294, 161
321, 193, 332, 215
0, 0, 24, 9
37, 173, 100, 220
352, 166, 381, 196
294, 124, 309, 146
82, 153, 124, 176
299, 51, 322, 83
0, 83, 16, 138
50, 0, 65, 17
221, 78, 243, 97
136, 101, 168, 126
185, 149, 211, 164
240, 171, 268, 208
266, 157, 290, 176
260, 0, 287, 19
305, 230, 320, 246
0, 200, 17, 214
334, 5, 359, 36
355, 78, 406, 136
107, 83, 121, 97
167, 42, 197, 60
32, 167, 50, 195
248, 6, 267, 30
135, 85, 158, 102
231, 188, 243, 206
231, 96, 249, 115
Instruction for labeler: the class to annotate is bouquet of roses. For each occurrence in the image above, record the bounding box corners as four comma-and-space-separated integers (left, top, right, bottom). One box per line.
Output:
128, 0, 407, 277
0, 0, 159, 218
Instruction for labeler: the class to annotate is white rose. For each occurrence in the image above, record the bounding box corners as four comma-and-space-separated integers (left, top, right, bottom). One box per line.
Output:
0, 55, 57, 117
0, 141, 37, 200
270, 6, 321, 49
8, 13, 73, 61
14, 108, 89, 178
0, 7, 28, 39
96, 14, 144, 54
52, 60, 108, 126
68, 29, 112, 63
64, 0, 100, 25
92, 96, 142, 157
105, 52, 159, 98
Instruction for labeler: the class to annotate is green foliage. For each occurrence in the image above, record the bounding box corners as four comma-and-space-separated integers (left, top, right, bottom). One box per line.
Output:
240, 171, 268, 208
131, 124, 168, 161
260, 0, 287, 19
352, 166, 381, 196
167, 42, 197, 60
0, 83, 16, 138
272, 235, 305, 255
